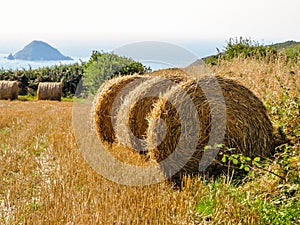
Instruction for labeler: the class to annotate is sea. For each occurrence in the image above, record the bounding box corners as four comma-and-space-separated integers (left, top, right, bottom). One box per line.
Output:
0, 54, 180, 72
0, 53, 89, 71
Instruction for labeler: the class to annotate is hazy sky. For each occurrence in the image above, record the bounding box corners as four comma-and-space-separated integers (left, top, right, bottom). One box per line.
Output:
1, 0, 299, 56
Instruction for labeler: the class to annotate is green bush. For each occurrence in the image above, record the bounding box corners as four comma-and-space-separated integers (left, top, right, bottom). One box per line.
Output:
83, 51, 149, 95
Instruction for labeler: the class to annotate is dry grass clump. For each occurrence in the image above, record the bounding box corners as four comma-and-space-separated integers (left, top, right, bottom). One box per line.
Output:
0, 81, 18, 100
37, 82, 62, 101
146, 75, 274, 178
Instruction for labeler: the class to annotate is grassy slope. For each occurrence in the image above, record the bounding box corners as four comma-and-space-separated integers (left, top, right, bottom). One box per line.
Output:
0, 56, 299, 224
204, 40, 300, 65
269, 40, 300, 50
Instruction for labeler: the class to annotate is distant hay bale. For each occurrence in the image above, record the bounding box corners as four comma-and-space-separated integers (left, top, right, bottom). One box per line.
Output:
93, 75, 149, 146
115, 71, 188, 151
0, 81, 19, 100
37, 82, 62, 100
146, 75, 274, 178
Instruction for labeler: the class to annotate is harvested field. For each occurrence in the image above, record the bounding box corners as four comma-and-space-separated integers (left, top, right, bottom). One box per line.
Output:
0, 100, 210, 224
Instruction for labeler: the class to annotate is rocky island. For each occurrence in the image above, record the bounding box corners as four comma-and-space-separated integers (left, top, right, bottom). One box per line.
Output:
8, 40, 73, 61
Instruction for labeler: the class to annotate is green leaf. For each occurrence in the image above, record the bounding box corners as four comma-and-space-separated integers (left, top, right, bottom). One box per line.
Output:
232, 159, 239, 165
204, 146, 212, 151
253, 157, 261, 162
233, 154, 239, 159
221, 155, 227, 163
214, 143, 225, 148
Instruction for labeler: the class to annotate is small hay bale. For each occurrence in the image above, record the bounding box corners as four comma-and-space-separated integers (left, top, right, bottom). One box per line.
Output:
115, 70, 188, 151
37, 82, 62, 101
0, 81, 19, 100
93, 75, 149, 146
146, 75, 274, 179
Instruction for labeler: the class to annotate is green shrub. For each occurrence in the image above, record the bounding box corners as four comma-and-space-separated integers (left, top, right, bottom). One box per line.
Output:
83, 51, 149, 95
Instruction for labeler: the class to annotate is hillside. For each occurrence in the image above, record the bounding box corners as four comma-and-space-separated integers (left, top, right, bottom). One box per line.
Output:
11, 40, 73, 61
203, 39, 300, 65
269, 40, 300, 50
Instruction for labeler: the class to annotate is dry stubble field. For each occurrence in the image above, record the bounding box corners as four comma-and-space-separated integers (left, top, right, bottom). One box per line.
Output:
1, 100, 211, 224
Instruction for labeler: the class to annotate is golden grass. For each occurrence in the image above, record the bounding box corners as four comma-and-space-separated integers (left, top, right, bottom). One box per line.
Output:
211, 56, 299, 102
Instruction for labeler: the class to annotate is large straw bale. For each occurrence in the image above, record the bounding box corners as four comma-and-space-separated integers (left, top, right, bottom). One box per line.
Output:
146, 75, 274, 178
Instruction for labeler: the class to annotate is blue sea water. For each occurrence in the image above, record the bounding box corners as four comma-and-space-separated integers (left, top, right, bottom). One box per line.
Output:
0, 54, 178, 72
0, 53, 89, 71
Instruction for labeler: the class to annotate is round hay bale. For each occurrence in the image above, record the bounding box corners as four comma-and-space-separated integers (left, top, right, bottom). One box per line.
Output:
0, 81, 19, 100
93, 74, 149, 146
37, 82, 62, 101
147, 67, 190, 79
146, 76, 274, 178
115, 70, 189, 152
